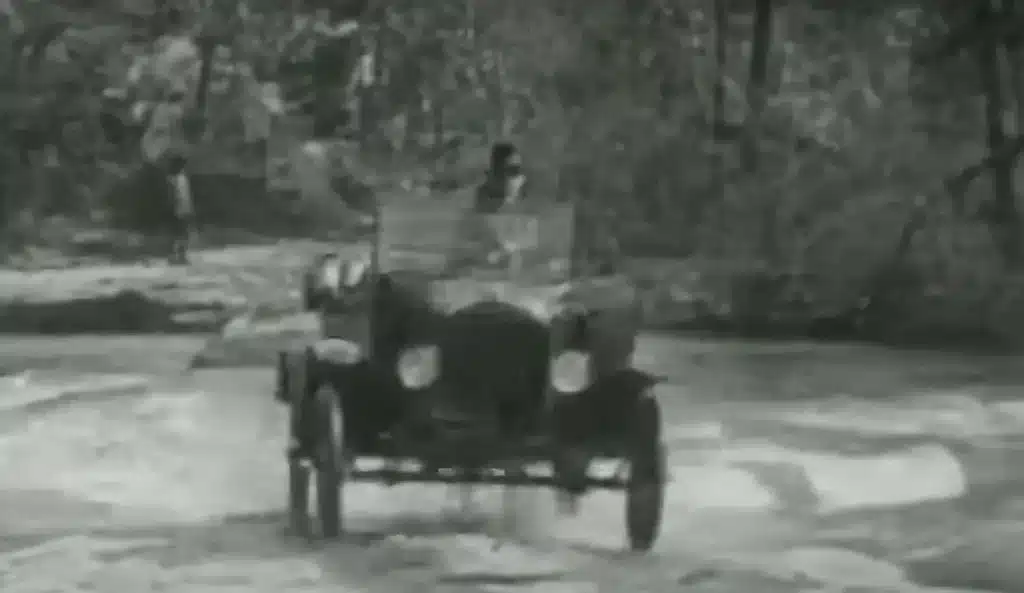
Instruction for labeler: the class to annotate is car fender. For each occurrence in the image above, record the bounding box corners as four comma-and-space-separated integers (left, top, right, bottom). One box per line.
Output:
311, 338, 365, 365
552, 367, 662, 444
551, 368, 663, 491
279, 341, 365, 449
575, 368, 663, 438
276, 339, 364, 402
598, 367, 663, 400
275, 345, 314, 404
311, 339, 407, 454
611, 368, 665, 447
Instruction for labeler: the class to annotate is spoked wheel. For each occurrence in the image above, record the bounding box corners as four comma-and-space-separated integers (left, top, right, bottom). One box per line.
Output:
625, 392, 666, 552
287, 382, 348, 539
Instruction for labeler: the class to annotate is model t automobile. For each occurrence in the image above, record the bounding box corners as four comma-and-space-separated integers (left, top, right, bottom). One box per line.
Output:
276, 198, 666, 551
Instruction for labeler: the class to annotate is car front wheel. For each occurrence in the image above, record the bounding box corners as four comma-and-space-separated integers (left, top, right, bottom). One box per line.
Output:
624, 392, 665, 552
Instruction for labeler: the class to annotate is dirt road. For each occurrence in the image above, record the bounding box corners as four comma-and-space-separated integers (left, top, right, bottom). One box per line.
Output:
1, 335, 1021, 592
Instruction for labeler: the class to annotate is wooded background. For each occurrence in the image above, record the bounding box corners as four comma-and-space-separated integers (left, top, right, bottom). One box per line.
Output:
2, 0, 1024, 347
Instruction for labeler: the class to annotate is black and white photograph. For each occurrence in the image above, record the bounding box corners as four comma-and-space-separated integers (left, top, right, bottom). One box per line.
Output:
1, 0, 1022, 591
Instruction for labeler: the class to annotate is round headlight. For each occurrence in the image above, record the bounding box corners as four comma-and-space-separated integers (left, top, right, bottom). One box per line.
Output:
315, 256, 342, 297
550, 349, 591, 394
318, 255, 369, 298
343, 257, 369, 288
397, 345, 440, 389
520, 297, 556, 321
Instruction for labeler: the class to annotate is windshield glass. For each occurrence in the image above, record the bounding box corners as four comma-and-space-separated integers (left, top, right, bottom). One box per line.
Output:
376, 201, 574, 285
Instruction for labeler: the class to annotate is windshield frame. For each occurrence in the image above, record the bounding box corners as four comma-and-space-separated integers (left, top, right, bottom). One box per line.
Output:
373, 199, 575, 285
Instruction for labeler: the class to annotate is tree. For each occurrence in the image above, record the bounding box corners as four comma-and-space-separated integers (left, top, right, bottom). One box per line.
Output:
3, 0, 1024, 344
917, 0, 1024, 265
976, 0, 1020, 264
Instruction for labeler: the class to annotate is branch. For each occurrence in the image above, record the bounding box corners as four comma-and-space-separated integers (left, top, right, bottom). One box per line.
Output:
186, 38, 216, 145
189, 1, 234, 146
913, 10, 1024, 64
944, 132, 1024, 201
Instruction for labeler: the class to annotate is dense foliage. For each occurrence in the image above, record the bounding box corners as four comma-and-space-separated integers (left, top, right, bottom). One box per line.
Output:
2, 0, 1024, 347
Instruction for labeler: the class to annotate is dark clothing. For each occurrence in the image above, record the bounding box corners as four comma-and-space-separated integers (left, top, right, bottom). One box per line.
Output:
474, 177, 506, 213
474, 176, 527, 213
489, 142, 520, 173
457, 143, 528, 266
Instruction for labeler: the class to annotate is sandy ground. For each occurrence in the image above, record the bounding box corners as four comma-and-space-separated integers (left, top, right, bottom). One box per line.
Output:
2, 335, 1022, 592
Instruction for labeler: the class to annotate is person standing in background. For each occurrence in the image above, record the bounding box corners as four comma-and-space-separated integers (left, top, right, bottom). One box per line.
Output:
107, 5, 201, 263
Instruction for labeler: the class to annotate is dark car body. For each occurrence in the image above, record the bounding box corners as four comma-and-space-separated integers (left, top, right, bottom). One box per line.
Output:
277, 197, 665, 549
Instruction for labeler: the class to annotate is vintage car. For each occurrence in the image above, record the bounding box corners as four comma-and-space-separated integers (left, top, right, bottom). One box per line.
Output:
275, 198, 666, 551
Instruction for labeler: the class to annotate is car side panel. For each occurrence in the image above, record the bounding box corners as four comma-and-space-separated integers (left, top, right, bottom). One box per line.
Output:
314, 359, 407, 454
552, 367, 661, 447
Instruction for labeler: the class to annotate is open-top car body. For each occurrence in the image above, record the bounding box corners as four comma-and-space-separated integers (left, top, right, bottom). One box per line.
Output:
276, 197, 666, 550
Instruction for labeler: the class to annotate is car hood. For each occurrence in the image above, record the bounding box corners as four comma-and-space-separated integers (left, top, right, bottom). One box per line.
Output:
427, 275, 638, 320
433, 295, 553, 426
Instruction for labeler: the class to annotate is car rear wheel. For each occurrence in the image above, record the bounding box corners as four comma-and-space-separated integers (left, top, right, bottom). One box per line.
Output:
285, 349, 347, 539
625, 392, 665, 552
286, 351, 312, 536
287, 396, 311, 536
312, 384, 346, 538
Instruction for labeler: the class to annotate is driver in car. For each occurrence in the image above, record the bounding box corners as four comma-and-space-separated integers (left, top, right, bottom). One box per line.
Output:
451, 143, 529, 270
475, 142, 527, 212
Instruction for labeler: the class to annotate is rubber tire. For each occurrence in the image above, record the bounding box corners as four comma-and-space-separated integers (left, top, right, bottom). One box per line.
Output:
287, 397, 312, 537
625, 393, 665, 552
313, 384, 345, 538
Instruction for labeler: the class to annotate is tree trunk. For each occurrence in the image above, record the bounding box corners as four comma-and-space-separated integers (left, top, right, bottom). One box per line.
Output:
744, 0, 775, 260
685, 0, 731, 242
1004, 0, 1024, 134
710, 0, 727, 189
742, 0, 772, 171
977, 0, 1021, 265
190, 38, 217, 144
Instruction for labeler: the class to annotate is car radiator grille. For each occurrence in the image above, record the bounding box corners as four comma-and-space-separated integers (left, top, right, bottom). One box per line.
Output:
436, 302, 552, 435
